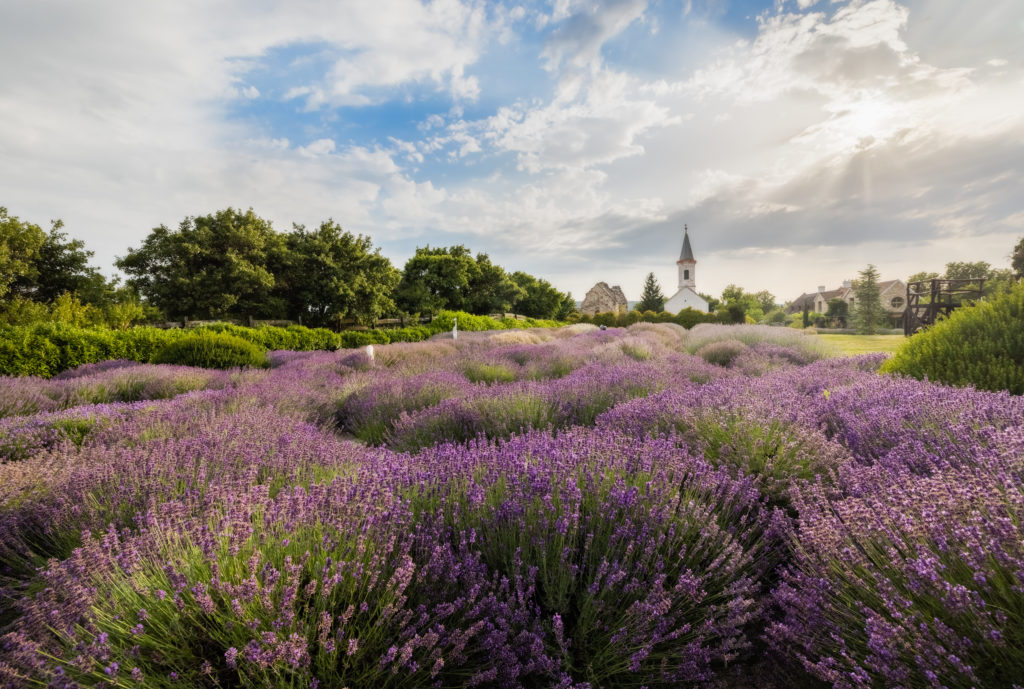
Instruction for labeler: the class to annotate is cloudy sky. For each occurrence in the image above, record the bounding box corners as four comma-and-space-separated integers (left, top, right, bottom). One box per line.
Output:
2, 0, 1023, 303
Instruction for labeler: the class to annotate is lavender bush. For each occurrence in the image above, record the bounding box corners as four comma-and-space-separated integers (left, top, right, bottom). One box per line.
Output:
2, 323, 1024, 688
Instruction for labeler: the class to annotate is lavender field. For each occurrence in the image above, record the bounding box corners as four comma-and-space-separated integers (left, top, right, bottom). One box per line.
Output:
1, 323, 1022, 688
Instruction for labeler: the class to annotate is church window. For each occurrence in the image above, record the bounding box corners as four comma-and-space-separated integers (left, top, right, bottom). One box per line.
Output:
684, 269, 690, 280
890, 296, 904, 309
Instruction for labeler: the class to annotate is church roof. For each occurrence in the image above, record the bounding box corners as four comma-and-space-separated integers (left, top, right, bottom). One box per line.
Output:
678, 226, 694, 262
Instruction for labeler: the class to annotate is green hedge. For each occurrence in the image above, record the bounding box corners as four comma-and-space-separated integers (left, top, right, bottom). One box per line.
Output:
0, 312, 565, 377
881, 280, 1024, 394
153, 332, 268, 369
578, 308, 718, 329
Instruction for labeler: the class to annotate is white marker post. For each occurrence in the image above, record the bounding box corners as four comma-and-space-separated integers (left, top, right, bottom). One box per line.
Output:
452, 317, 458, 340
366, 344, 374, 361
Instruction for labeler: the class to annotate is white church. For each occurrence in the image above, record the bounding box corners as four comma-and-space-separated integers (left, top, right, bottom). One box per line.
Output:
664, 225, 709, 314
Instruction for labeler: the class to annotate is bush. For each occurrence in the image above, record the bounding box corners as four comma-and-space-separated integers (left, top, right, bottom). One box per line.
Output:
881, 281, 1024, 394
695, 339, 749, 367
152, 332, 268, 369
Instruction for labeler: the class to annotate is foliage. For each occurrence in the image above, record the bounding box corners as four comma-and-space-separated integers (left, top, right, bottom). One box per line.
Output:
719, 302, 747, 324
116, 208, 285, 320
1014, 236, 1024, 280
825, 297, 848, 328
910, 260, 1016, 299
0, 207, 48, 300
510, 271, 573, 320
637, 272, 666, 312
852, 264, 885, 334
7, 220, 112, 305
395, 245, 524, 317
465, 253, 524, 315
152, 332, 268, 369
881, 280, 1024, 393
721, 284, 765, 322
276, 220, 399, 327
0, 312, 564, 377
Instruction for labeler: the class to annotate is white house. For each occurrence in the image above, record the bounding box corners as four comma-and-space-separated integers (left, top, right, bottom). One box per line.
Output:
664, 226, 709, 314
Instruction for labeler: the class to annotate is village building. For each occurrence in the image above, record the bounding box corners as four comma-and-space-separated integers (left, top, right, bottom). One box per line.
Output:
664, 225, 709, 314
788, 279, 908, 328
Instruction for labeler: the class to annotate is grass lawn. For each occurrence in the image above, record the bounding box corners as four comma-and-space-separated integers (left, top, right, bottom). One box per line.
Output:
816, 333, 906, 356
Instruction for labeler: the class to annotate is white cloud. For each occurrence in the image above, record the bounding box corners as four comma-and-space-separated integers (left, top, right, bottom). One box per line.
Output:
1, 0, 1022, 302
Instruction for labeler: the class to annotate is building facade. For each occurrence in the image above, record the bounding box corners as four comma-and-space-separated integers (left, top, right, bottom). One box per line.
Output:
788, 279, 907, 328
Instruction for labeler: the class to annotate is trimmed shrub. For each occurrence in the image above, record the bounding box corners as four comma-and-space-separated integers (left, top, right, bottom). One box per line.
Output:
881, 281, 1024, 394
152, 332, 268, 369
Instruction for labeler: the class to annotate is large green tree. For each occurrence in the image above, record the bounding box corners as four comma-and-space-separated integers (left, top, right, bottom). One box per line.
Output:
465, 253, 524, 315
1013, 237, 1024, 280
117, 208, 285, 320
12, 220, 111, 304
511, 271, 571, 319
720, 284, 764, 322
395, 245, 525, 317
853, 264, 885, 334
637, 272, 666, 312
277, 220, 399, 327
0, 207, 47, 299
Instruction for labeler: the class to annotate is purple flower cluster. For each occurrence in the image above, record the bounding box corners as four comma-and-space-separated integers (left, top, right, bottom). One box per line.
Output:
2, 324, 1023, 688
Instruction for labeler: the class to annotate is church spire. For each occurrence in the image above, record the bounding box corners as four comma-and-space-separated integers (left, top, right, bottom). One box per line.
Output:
678, 224, 695, 263
676, 224, 696, 289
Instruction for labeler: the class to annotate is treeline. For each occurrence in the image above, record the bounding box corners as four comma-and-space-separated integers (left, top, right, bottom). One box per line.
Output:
0, 206, 576, 329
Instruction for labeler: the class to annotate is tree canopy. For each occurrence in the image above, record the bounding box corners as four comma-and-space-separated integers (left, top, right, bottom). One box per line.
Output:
511, 271, 572, 320
4, 204, 574, 328
395, 245, 568, 318
116, 208, 284, 320
276, 221, 399, 326
0, 207, 47, 300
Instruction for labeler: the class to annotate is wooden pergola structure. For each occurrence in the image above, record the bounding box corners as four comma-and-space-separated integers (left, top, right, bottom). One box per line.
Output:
904, 278, 985, 336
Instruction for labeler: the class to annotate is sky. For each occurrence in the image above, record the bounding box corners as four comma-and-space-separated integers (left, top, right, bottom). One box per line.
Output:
2, 0, 1023, 304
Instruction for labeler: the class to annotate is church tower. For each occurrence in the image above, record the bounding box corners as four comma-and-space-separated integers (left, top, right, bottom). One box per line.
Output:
677, 224, 696, 290
664, 224, 709, 314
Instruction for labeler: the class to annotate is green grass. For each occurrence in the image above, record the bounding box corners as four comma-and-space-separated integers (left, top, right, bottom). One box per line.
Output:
816, 333, 905, 356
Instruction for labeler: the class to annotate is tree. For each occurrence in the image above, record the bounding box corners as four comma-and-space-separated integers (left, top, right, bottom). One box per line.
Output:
395, 246, 527, 317
465, 253, 524, 315
753, 289, 776, 313
826, 297, 849, 328
1013, 237, 1024, 280
554, 292, 577, 321
637, 272, 666, 313
11, 220, 112, 304
277, 220, 399, 327
511, 271, 571, 319
0, 207, 47, 300
117, 208, 285, 320
853, 264, 885, 334
394, 245, 478, 317
720, 284, 764, 322
721, 284, 745, 306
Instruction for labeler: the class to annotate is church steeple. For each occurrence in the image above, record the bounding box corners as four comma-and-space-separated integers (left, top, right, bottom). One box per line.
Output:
679, 224, 694, 262
676, 224, 696, 289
